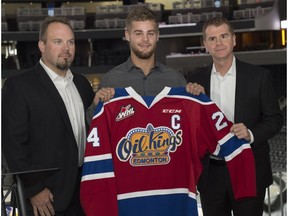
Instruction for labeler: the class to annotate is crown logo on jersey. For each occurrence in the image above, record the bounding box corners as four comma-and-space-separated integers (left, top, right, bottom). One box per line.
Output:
116, 124, 183, 166
115, 104, 135, 122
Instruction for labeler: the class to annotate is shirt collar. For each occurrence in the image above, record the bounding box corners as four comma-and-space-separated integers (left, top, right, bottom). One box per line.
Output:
212, 56, 236, 76
126, 57, 135, 72
40, 59, 73, 81
126, 57, 160, 73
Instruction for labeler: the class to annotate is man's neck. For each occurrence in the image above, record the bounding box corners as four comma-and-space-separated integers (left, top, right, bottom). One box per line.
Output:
131, 54, 155, 76
213, 55, 233, 76
40, 58, 67, 77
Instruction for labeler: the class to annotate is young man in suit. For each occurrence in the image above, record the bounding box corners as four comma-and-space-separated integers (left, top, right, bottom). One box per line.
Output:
187, 17, 283, 216
2, 16, 94, 216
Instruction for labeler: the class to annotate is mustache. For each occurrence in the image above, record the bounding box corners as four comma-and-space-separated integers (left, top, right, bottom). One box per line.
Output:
58, 52, 71, 58
139, 43, 151, 46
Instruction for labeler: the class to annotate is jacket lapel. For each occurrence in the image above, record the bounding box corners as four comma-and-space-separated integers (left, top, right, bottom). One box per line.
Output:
234, 59, 248, 123
35, 63, 76, 142
204, 65, 212, 98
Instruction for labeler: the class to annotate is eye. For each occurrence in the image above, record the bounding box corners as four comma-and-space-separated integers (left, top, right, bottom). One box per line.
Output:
208, 37, 215, 42
67, 40, 75, 46
54, 40, 62, 45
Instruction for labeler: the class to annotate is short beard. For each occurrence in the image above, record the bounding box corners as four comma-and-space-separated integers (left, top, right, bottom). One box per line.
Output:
56, 60, 70, 71
131, 43, 155, 60
133, 49, 154, 59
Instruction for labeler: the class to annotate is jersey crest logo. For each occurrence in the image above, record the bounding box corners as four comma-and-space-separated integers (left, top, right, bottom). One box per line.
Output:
115, 104, 135, 121
116, 124, 183, 166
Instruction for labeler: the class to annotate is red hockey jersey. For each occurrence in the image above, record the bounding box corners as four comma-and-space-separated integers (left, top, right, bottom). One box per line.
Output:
80, 87, 256, 216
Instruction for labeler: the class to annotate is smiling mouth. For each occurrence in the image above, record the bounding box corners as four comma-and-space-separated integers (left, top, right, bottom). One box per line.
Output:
139, 43, 150, 47
216, 48, 226, 52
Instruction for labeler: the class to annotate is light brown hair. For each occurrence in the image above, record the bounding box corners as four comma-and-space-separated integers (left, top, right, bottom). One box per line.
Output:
126, 6, 159, 32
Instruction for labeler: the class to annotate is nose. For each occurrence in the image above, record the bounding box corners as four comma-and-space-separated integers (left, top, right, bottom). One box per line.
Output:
62, 43, 69, 50
215, 37, 223, 45
142, 34, 149, 41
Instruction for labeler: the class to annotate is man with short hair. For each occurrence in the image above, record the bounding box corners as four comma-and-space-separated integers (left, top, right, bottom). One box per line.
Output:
188, 17, 283, 216
2, 16, 94, 216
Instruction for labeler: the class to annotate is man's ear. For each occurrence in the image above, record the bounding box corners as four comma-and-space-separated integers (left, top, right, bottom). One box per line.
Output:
156, 31, 160, 42
38, 40, 45, 53
233, 34, 236, 47
125, 30, 130, 42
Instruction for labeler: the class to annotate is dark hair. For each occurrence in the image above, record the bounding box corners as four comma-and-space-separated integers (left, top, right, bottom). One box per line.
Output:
39, 16, 73, 41
202, 17, 234, 40
126, 6, 159, 32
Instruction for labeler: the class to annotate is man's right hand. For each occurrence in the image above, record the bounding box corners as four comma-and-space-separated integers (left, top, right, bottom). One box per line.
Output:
93, 87, 115, 107
29, 188, 54, 216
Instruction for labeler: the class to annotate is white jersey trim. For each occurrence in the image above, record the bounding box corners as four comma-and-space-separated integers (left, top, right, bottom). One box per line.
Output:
84, 153, 112, 162
82, 172, 114, 182
225, 144, 251, 162
117, 188, 195, 200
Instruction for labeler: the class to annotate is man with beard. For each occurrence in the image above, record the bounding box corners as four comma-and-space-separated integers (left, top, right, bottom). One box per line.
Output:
2, 16, 94, 216
92, 6, 204, 106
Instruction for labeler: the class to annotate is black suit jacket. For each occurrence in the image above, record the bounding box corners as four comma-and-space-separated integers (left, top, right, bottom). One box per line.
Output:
2, 63, 94, 211
188, 59, 283, 192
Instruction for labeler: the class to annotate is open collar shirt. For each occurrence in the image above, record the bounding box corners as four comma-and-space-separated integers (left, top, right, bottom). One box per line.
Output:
40, 59, 86, 166
99, 57, 187, 96
210, 56, 254, 144
210, 56, 236, 123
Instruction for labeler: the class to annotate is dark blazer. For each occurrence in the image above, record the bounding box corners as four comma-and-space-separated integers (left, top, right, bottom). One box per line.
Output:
188, 58, 283, 192
2, 63, 94, 211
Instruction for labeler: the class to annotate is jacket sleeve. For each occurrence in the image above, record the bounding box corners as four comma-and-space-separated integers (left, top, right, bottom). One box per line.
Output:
250, 68, 283, 149
80, 102, 119, 216
2, 78, 47, 198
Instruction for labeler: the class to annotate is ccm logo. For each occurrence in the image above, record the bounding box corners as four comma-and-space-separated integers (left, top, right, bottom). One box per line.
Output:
162, 109, 182, 113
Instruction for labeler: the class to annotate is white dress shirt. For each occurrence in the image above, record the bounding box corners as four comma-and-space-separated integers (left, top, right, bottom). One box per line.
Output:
40, 59, 86, 166
210, 57, 236, 123
210, 56, 254, 144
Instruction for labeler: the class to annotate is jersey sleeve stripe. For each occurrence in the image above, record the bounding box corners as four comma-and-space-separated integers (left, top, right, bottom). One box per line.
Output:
82, 159, 113, 174
188, 191, 197, 200
212, 143, 221, 156
218, 135, 251, 159
218, 132, 234, 145
82, 154, 114, 176
84, 153, 112, 162
224, 144, 251, 162
82, 172, 115, 182
117, 188, 191, 200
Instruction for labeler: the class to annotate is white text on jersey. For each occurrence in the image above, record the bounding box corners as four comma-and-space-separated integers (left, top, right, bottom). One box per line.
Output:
162, 109, 182, 113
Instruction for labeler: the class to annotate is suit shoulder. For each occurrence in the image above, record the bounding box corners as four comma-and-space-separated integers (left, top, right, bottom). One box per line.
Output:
237, 60, 269, 73
187, 66, 211, 82
5, 67, 37, 84
157, 62, 184, 76
106, 62, 128, 75
73, 72, 89, 81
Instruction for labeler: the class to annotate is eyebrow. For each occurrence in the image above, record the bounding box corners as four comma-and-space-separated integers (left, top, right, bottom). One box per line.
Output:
133, 29, 156, 33
208, 33, 229, 39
